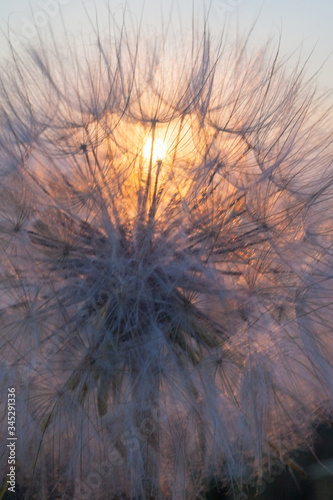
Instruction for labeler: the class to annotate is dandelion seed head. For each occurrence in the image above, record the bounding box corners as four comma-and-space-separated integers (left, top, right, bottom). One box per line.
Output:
0, 10, 333, 500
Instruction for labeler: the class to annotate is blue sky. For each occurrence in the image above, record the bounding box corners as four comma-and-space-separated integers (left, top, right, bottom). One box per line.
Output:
0, 0, 332, 90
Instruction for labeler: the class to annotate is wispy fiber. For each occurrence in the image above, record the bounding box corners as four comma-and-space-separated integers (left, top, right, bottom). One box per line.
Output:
0, 10, 333, 500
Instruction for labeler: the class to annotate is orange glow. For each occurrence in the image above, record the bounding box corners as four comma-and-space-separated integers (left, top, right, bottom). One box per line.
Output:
143, 137, 167, 163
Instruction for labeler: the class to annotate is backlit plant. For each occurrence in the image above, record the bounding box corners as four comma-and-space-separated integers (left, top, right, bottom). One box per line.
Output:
0, 10, 333, 500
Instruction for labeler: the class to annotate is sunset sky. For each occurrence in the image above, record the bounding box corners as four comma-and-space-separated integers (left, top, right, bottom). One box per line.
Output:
0, 0, 332, 91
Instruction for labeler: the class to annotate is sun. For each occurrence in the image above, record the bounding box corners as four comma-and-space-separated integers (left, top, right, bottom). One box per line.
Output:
143, 137, 167, 163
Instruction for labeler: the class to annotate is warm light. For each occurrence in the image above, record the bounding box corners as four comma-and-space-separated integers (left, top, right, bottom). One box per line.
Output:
143, 137, 167, 163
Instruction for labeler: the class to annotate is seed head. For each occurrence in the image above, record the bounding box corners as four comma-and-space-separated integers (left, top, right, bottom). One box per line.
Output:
0, 13, 333, 500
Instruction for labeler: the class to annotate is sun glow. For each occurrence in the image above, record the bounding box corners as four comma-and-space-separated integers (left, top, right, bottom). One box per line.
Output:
143, 137, 167, 163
